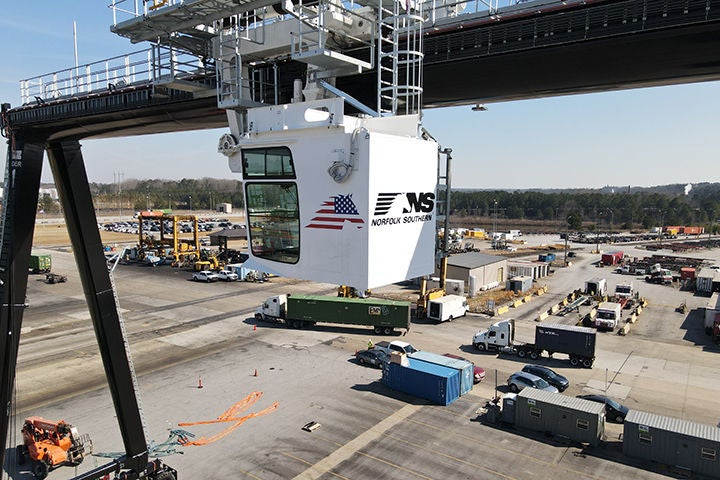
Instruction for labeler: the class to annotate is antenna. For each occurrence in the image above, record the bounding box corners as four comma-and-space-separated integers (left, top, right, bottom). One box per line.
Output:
73, 21, 79, 74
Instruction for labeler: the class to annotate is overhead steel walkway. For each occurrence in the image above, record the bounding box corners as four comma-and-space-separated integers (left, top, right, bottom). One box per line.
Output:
6, 0, 720, 140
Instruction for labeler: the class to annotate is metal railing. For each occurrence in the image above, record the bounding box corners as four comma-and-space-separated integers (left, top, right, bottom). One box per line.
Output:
109, 0, 183, 25
20, 46, 211, 106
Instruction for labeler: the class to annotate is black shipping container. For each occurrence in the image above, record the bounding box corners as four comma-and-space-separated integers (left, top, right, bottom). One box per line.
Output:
534, 323, 596, 358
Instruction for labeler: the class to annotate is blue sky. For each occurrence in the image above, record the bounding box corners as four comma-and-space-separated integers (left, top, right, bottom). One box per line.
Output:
1, 1, 719, 189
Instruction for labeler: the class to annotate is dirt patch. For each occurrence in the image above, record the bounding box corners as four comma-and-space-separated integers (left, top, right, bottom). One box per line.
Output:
33, 223, 136, 248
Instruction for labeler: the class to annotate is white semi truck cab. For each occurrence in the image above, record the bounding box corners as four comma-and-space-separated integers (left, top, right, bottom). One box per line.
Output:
595, 302, 621, 330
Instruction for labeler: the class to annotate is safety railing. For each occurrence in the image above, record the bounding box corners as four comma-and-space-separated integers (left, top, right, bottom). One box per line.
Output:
20, 46, 212, 106
109, 0, 183, 25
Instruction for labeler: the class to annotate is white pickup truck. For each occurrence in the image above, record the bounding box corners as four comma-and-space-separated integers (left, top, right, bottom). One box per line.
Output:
372, 340, 417, 356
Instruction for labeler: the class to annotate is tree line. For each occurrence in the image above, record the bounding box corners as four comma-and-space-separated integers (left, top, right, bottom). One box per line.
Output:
450, 183, 720, 231
90, 178, 244, 213
38, 178, 720, 231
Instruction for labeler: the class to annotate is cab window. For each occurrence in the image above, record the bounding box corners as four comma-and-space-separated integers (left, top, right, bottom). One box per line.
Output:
246, 183, 299, 264
242, 147, 295, 179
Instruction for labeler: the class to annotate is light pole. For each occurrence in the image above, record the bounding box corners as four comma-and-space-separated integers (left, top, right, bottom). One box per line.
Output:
564, 214, 572, 265
189, 195, 192, 212
146, 194, 150, 212
493, 200, 498, 240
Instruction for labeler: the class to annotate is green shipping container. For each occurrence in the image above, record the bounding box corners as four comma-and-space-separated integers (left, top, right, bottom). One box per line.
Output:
287, 295, 410, 334
29, 254, 52, 273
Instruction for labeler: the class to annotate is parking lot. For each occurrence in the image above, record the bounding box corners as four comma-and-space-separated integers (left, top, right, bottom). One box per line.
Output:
5, 234, 720, 480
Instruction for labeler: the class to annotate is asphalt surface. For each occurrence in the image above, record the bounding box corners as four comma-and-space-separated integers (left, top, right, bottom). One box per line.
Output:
4, 234, 720, 480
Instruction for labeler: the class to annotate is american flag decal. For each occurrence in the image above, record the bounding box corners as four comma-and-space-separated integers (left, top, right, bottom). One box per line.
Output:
306, 194, 365, 230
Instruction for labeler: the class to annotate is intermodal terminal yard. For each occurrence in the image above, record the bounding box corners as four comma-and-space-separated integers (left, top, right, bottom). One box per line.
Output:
7, 230, 720, 480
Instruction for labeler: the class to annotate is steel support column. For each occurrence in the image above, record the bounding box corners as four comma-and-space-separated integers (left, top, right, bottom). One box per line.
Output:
0, 139, 44, 473
46, 140, 148, 474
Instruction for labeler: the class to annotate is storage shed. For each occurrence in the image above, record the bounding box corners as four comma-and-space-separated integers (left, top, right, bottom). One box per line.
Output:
508, 260, 549, 280
442, 252, 507, 296
507, 275, 533, 293
623, 410, 720, 478
696, 268, 720, 296
515, 389, 605, 446
208, 227, 248, 247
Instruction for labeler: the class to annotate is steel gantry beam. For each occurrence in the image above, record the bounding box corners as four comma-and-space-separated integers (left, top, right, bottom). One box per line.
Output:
0, 133, 177, 479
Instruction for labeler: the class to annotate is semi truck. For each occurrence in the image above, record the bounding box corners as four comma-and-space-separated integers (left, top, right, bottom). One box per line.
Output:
29, 254, 52, 274
256, 294, 411, 334
472, 319, 596, 368
427, 295, 468, 322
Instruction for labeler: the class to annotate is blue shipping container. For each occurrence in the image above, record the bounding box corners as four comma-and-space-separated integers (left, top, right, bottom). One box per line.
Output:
408, 351, 473, 396
382, 358, 461, 405
538, 253, 556, 262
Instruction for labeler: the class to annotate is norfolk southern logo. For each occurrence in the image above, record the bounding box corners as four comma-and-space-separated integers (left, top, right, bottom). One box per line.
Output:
305, 194, 365, 230
371, 192, 435, 227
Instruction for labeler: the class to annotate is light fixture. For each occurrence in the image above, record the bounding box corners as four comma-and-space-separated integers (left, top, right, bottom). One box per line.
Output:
472, 103, 487, 112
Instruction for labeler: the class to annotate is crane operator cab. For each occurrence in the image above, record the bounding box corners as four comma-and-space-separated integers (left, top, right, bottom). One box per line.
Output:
221, 97, 438, 291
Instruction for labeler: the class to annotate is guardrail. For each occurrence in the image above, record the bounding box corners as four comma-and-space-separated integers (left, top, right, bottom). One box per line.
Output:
20, 46, 211, 106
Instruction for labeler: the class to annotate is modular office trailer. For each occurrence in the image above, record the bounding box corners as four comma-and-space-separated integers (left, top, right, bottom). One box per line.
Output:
408, 351, 473, 396
623, 410, 720, 478
382, 357, 461, 405
514, 389, 605, 446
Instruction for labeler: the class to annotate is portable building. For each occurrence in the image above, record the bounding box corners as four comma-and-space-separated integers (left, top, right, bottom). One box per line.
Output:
704, 293, 720, 335
382, 357, 461, 405
696, 268, 720, 296
514, 389, 605, 446
507, 260, 549, 280
623, 410, 720, 478
507, 275, 533, 293
584, 277, 607, 296
408, 351, 473, 396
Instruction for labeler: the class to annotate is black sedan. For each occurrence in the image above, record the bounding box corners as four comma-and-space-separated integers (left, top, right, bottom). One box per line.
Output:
522, 364, 569, 392
355, 349, 389, 368
576, 394, 629, 423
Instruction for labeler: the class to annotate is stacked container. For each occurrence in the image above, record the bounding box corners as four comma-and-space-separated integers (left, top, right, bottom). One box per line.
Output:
408, 351, 473, 395
382, 357, 461, 405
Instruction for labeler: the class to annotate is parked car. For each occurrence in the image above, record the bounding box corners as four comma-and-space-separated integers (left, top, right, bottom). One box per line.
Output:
521, 364, 569, 392
355, 349, 389, 368
217, 270, 239, 281
507, 371, 559, 394
443, 353, 486, 383
192, 271, 219, 282
576, 394, 629, 423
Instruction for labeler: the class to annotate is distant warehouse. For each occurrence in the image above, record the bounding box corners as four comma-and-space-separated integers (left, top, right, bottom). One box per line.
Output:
441, 252, 507, 296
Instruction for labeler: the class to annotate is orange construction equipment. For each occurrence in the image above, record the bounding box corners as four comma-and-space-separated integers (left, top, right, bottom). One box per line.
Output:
17, 416, 92, 479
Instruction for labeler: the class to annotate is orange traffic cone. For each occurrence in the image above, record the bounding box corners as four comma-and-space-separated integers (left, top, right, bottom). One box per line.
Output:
198, 377, 203, 389
253, 324, 257, 331
254, 369, 258, 377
